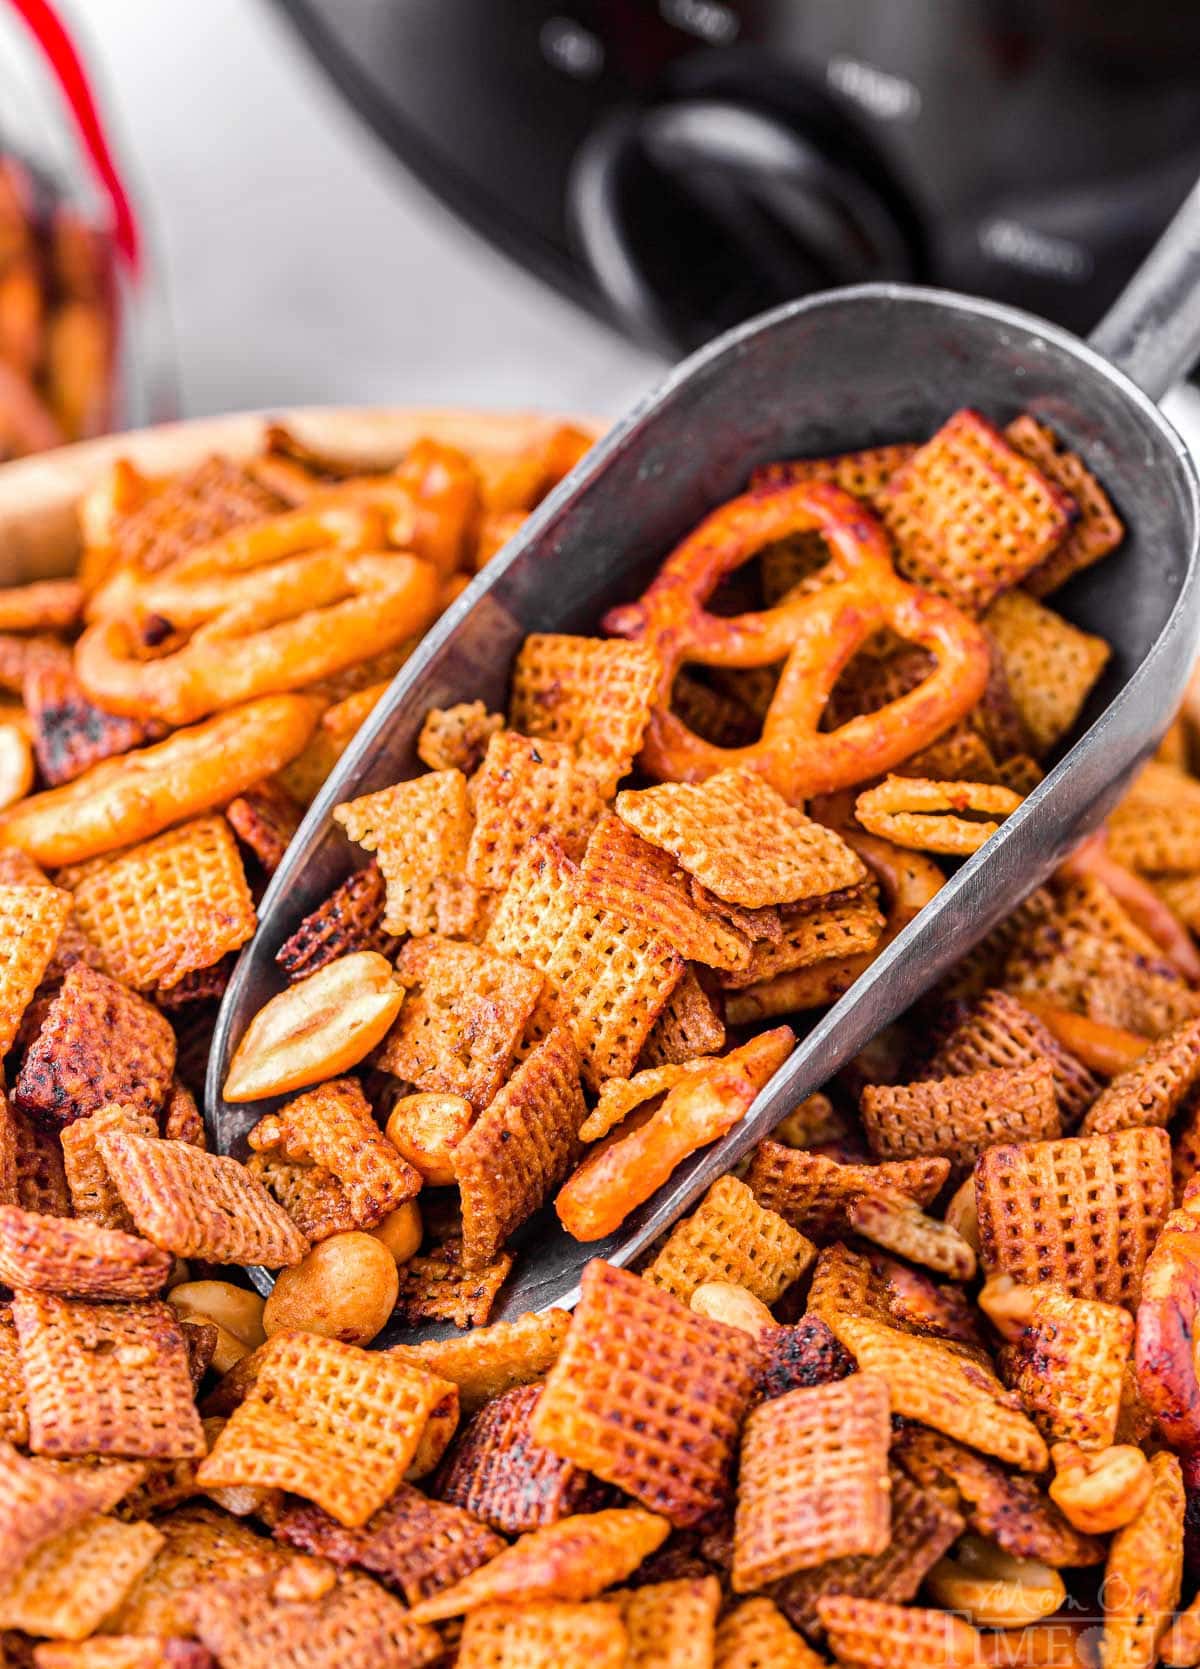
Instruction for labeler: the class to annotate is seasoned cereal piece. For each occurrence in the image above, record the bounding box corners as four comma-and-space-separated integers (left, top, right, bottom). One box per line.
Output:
68, 819, 256, 992
927, 988, 1100, 1127
877, 408, 1075, 614
392, 1239, 513, 1331
182, 1567, 441, 1669
616, 768, 865, 909
334, 770, 472, 937
733, 1374, 891, 1590
1006, 415, 1124, 598
14, 965, 174, 1127
861, 1063, 1060, 1173
1100, 1451, 1183, 1669
890, 1424, 1104, 1567
846, 1190, 976, 1281
197, 1331, 452, 1528
408, 1507, 670, 1623
11, 1104, 71, 1217
32, 1639, 215, 1669
106, 1503, 286, 1635
387, 1309, 572, 1416
60, 1104, 157, 1229
376, 938, 543, 1112
23, 658, 166, 787
455, 1027, 586, 1269
715, 1596, 827, 1669
275, 862, 394, 982
103, 455, 284, 580
457, 1600, 627, 1669
717, 887, 884, 989
0, 883, 72, 1057
0, 1439, 144, 1584
817, 1595, 982, 1669
984, 589, 1110, 756
578, 812, 753, 971
643, 1174, 815, 1305
417, 702, 504, 775
484, 832, 578, 970
97, 1132, 310, 1266
225, 781, 302, 876
244, 1154, 357, 1243
1108, 762, 1200, 875
13, 1294, 205, 1459
530, 1261, 759, 1527
745, 1139, 949, 1238
639, 969, 726, 1067
1005, 923, 1200, 1039
1081, 1016, 1200, 1135
541, 902, 683, 1091
753, 444, 917, 505
152, 959, 233, 1015
1002, 1283, 1133, 1450
974, 1127, 1172, 1306
616, 1575, 720, 1669
0, 1516, 165, 1641
756, 1316, 856, 1401
273, 1482, 504, 1606
0, 1309, 29, 1445
0, 1206, 171, 1299
160, 1081, 206, 1148
247, 1078, 419, 1228
508, 635, 659, 796
772, 1469, 964, 1641
468, 732, 606, 890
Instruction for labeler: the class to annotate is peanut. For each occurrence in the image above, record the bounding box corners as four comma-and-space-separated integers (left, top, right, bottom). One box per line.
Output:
369, 1199, 424, 1266
263, 1231, 399, 1347
1049, 1441, 1153, 1535
384, 1092, 473, 1187
690, 1281, 774, 1338
926, 1535, 1065, 1627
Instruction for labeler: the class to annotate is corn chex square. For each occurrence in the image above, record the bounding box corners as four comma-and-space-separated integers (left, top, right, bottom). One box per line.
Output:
386, 1309, 571, 1417
509, 634, 660, 797
334, 769, 472, 936
643, 1174, 815, 1304
615, 768, 865, 909
458, 1600, 627, 1669
196, 1331, 452, 1527
0, 1205, 171, 1299
1006, 415, 1124, 598
0, 882, 72, 1056
860, 1062, 1060, 1173
484, 832, 579, 970
0, 1516, 164, 1641
467, 731, 606, 890
616, 1575, 721, 1669
60, 1104, 158, 1230
68, 818, 255, 991
984, 588, 1110, 757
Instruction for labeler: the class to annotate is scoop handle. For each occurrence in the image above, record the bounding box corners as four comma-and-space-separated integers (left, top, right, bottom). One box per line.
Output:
1090, 174, 1200, 401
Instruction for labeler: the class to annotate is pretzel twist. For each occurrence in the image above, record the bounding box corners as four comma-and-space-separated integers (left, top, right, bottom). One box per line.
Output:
603, 480, 990, 802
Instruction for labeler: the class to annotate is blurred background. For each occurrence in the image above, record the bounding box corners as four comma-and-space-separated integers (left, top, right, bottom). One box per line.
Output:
5, 0, 1200, 448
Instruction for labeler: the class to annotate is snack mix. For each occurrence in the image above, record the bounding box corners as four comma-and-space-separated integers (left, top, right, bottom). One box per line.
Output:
1, 407, 1199, 1668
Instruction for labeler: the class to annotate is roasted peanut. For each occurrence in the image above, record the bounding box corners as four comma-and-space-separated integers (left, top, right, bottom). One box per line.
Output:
224, 951, 404, 1101
690, 1281, 774, 1338
978, 1273, 1038, 1343
170, 1279, 266, 1374
369, 1199, 424, 1266
384, 1091, 473, 1187
945, 1175, 981, 1255
926, 1535, 1065, 1627
263, 1230, 399, 1346
1049, 1441, 1153, 1535
0, 722, 32, 810
772, 1092, 848, 1150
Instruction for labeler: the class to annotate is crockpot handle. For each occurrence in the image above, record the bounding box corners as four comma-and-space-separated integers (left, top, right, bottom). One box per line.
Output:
1089, 173, 1200, 402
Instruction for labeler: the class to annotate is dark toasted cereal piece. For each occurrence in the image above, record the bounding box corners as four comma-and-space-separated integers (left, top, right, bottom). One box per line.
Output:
68, 819, 256, 993
60, 1104, 157, 1229
817, 1595, 982, 1669
468, 732, 606, 891
772, 1470, 965, 1641
1081, 1016, 1200, 1135
385, 1309, 572, 1416
196, 1332, 451, 1528
433, 1384, 608, 1535
860, 1062, 1060, 1173
927, 988, 1100, 1127
984, 588, 1110, 757
23, 657, 166, 786
508, 635, 659, 798
457, 1600, 627, 1669
0, 883, 72, 1057
744, 1139, 949, 1239
183, 1568, 441, 1669
718, 888, 884, 989
244, 1154, 357, 1243
0, 1437, 144, 1584
1006, 414, 1124, 598
377, 938, 543, 1112
13, 1293, 205, 1459
334, 770, 473, 937
392, 1238, 513, 1331
732, 1375, 891, 1591
638, 968, 726, 1068
0, 1307, 29, 1445
97, 1131, 310, 1267
715, 1596, 826, 1669
616, 1574, 721, 1669
417, 702, 504, 775
247, 1077, 419, 1228
14, 965, 174, 1127
225, 781, 303, 876
1001, 1283, 1132, 1450
877, 408, 1075, 615
0, 1516, 165, 1640
275, 862, 395, 982
11, 1104, 71, 1217
107, 456, 284, 577
974, 1127, 1172, 1306
408, 1507, 669, 1623
273, 1482, 504, 1607
0, 1205, 171, 1299
530, 1261, 759, 1528
455, 1027, 586, 1270
756, 1317, 856, 1401
160, 1080, 206, 1148
616, 769, 866, 910
643, 1174, 815, 1305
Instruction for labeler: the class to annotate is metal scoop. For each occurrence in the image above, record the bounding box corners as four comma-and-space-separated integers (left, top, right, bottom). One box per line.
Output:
209, 181, 1200, 1339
